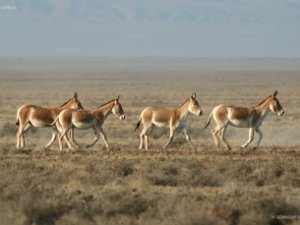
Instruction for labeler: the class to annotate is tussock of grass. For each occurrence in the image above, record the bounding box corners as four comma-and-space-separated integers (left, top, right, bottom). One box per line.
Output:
99, 189, 149, 218
1, 147, 300, 225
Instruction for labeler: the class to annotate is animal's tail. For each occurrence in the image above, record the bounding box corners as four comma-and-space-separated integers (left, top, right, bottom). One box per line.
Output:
51, 115, 64, 133
51, 115, 59, 127
203, 112, 213, 129
134, 119, 141, 131
16, 107, 23, 126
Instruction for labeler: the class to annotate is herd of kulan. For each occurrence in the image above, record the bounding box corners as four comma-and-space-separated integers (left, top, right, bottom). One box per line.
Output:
15, 91, 284, 151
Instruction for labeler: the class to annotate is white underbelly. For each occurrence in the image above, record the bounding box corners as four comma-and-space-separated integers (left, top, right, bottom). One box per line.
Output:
73, 121, 95, 129
153, 121, 168, 128
228, 119, 249, 128
30, 118, 50, 127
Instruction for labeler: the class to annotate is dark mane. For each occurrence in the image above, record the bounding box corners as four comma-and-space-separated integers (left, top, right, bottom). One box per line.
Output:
256, 95, 272, 107
178, 98, 190, 108
59, 98, 72, 107
97, 99, 115, 108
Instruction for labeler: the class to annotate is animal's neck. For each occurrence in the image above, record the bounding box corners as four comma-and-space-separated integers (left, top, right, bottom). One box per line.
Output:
177, 100, 190, 119
57, 104, 70, 110
53, 105, 70, 115
255, 99, 271, 117
95, 102, 114, 118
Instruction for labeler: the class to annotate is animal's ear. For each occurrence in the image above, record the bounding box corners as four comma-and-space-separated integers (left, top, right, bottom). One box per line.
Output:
191, 93, 196, 99
115, 95, 120, 103
74, 92, 78, 99
273, 90, 278, 97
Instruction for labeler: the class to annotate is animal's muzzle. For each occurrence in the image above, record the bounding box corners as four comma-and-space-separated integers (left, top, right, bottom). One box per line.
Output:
120, 115, 126, 120
278, 110, 284, 116
198, 110, 203, 116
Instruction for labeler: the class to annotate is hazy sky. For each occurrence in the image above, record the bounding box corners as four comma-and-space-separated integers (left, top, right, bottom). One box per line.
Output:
1, 0, 300, 57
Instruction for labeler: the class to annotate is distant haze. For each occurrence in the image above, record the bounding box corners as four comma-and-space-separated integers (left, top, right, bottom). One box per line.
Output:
0, 0, 300, 57
1, 57, 300, 75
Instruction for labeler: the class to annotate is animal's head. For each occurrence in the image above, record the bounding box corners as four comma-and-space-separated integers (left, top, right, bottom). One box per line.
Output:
112, 96, 125, 120
269, 90, 284, 116
62, 92, 84, 110
188, 93, 202, 116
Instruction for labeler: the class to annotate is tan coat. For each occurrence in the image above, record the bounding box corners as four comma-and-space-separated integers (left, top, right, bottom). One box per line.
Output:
16, 92, 83, 149
53, 97, 125, 151
135, 93, 202, 150
204, 91, 284, 150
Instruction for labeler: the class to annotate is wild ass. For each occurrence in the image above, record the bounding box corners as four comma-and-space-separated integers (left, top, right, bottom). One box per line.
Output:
53, 96, 125, 150
135, 93, 202, 150
204, 91, 284, 150
16, 92, 83, 149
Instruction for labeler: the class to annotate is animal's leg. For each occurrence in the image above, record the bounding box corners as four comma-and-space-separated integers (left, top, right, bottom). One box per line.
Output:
21, 124, 33, 148
16, 125, 23, 149
16, 121, 30, 149
211, 123, 226, 147
139, 124, 151, 150
212, 121, 231, 150
86, 126, 100, 148
23, 123, 31, 133
53, 120, 64, 150
59, 126, 76, 151
59, 126, 73, 151
63, 127, 80, 150
62, 134, 75, 151
45, 128, 57, 149
21, 124, 33, 147
211, 128, 219, 147
219, 125, 231, 150
218, 127, 224, 140
241, 128, 254, 148
139, 132, 144, 150
58, 132, 65, 151
144, 135, 149, 150
99, 128, 109, 149
58, 132, 63, 150
163, 127, 175, 149
182, 127, 195, 149
254, 127, 263, 148
68, 126, 80, 148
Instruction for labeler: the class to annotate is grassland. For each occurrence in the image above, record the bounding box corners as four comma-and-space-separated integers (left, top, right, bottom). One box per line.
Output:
0, 57, 300, 225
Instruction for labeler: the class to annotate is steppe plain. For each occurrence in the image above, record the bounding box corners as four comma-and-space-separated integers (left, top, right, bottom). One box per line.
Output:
0, 57, 300, 225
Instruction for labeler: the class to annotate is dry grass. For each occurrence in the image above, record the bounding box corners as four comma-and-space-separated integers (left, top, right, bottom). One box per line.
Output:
1, 148, 300, 225
0, 58, 300, 225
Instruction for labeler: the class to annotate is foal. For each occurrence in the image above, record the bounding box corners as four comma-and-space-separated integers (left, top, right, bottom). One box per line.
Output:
204, 91, 284, 150
16, 92, 83, 149
53, 96, 125, 150
135, 93, 202, 150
